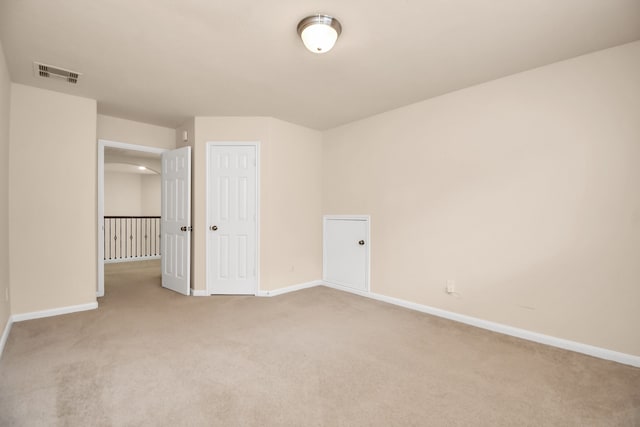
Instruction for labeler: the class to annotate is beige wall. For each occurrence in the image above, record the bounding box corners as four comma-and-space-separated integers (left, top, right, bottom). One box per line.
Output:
9, 84, 97, 314
175, 118, 194, 149
0, 41, 11, 335
97, 114, 175, 149
323, 41, 640, 356
191, 117, 323, 292
264, 118, 323, 289
104, 171, 143, 216
141, 174, 161, 216
104, 172, 160, 216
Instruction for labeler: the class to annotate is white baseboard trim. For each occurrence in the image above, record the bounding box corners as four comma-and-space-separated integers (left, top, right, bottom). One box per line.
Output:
11, 302, 99, 323
104, 255, 161, 264
322, 281, 372, 298
320, 282, 640, 368
0, 316, 12, 359
191, 289, 208, 297
256, 280, 323, 297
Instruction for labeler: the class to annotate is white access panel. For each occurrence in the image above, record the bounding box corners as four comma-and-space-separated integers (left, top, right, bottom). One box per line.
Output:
323, 216, 370, 292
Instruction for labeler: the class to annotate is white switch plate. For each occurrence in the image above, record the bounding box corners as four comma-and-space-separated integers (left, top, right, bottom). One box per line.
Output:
446, 280, 456, 294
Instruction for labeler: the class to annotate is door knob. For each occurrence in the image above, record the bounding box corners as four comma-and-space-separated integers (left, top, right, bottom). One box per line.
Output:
210, 225, 218, 231
358, 240, 365, 245
180, 226, 192, 232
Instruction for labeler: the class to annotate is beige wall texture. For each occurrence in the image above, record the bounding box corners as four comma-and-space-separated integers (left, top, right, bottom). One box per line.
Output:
191, 117, 323, 292
104, 171, 160, 216
105, 171, 142, 216
0, 41, 11, 336
175, 118, 194, 149
141, 175, 161, 216
98, 115, 175, 149
9, 84, 97, 314
323, 41, 640, 356
265, 119, 323, 290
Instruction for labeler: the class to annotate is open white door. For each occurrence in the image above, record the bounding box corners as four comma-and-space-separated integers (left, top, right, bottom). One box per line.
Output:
161, 146, 191, 295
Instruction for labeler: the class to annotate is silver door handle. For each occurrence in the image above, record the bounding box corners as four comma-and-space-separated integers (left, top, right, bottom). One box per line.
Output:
180, 226, 192, 232
210, 225, 218, 231
358, 240, 365, 245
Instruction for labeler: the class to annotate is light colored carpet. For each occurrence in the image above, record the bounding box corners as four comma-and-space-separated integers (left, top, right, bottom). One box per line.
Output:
1, 260, 639, 426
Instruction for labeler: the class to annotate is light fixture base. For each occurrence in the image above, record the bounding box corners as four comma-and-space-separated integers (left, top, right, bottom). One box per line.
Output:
297, 14, 342, 54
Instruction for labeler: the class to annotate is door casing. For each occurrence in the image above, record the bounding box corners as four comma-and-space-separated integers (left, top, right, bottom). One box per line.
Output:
97, 139, 167, 298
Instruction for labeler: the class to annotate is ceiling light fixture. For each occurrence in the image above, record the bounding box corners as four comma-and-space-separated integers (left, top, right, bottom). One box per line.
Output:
297, 14, 342, 54
138, 166, 146, 171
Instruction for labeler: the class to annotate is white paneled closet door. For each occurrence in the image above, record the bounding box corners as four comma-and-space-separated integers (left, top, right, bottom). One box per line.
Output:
207, 144, 258, 295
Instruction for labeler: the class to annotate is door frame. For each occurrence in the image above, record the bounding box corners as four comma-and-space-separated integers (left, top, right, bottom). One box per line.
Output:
97, 139, 168, 297
322, 215, 371, 292
205, 141, 261, 295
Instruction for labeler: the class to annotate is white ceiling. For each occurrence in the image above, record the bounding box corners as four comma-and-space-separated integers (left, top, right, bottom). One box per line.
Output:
104, 163, 157, 175
104, 147, 161, 174
105, 147, 161, 161
1, 0, 639, 130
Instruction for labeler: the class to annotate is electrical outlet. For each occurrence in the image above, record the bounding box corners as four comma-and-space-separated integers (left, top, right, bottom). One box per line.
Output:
446, 279, 456, 294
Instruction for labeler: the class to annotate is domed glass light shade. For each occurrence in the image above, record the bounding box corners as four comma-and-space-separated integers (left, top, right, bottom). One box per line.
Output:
297, 15, 342, 54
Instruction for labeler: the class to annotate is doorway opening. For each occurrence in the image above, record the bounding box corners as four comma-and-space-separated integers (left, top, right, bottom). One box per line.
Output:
97, 140, 167, 297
